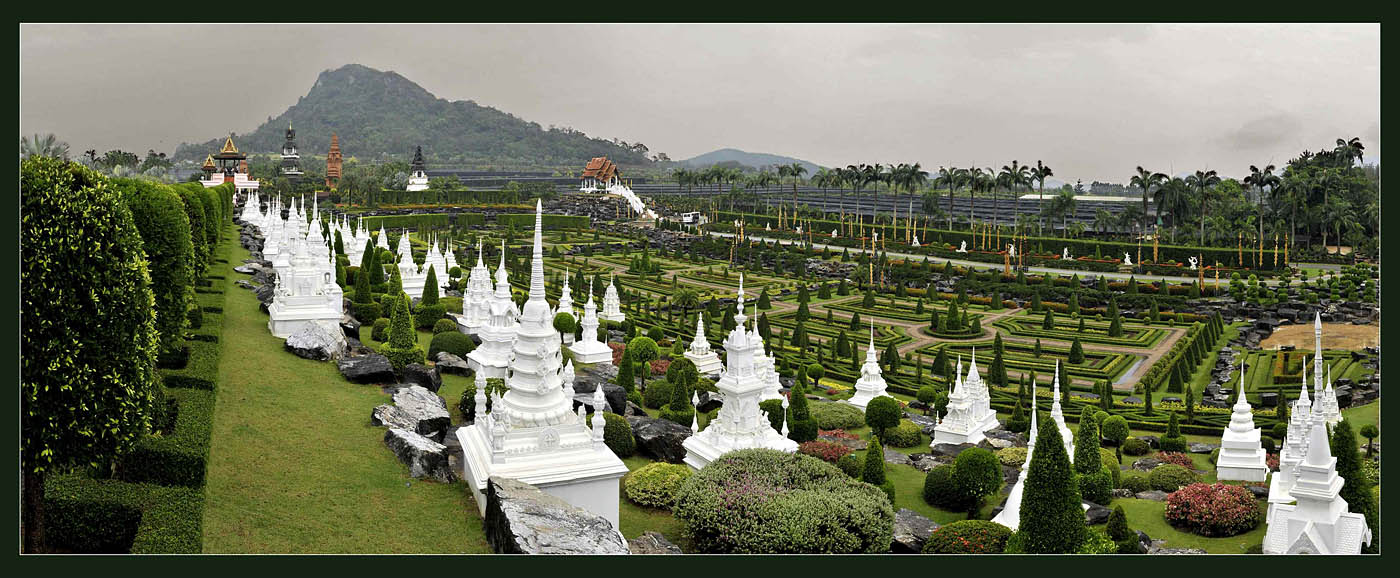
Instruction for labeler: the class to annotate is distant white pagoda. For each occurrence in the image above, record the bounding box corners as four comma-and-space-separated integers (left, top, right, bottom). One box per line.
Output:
395, 231, 428, 300
682, 276, 798, 470
992, 382, 1037, 531
568, 278, 613, 365
931, 352, 999, 446
1263, 422, 1372, 554
1217, 364, 1268, 482
457, 201, 628, 530
600, 273, 625, 323
1311, 314, 1342, 426
467, 242, 520, 379
376, 224, 391, 252
1049, 362, 1075, 461
845, 324, 889, 411
458, 240, 494, 336
239, 190, 263, 226
1269, 364, 1315, 517
684, 313, 723, 375
406, 146, 429, 192
556, 268, 575, 323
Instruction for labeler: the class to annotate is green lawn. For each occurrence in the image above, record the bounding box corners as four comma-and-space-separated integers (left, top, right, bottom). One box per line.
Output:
202, 242, 490, 554
618, 456, 693, 552
1110, 497, 1265, 553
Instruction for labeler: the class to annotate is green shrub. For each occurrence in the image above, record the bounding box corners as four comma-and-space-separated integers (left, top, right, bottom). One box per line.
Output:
354, 301, 383, 324
415, 303, 447, 330
380, 295, 425, 369
1118, 472, 1150, 493
952, 447, 1003, 514
997, 447, 1028, 467
428, 331, 473, 360
624, 462, 693, 509
1148, 464, 1199, 492
603, 412, 634, 457
1121, 438, 1151, 456
673, 449, 894, 553
1158, 436, 1188, 453
112, 179, 194, 354
1077, 469, 1114, 505
811, 402, 866, 430
836, 454, 862, 478
1078, 527, 1118, 554
922, 520, 1012, 554
759, 399, 784, 432
923, 464, 971, 511
659, 405, 695, 427
371, 318, 391, 342
863, 395, 902, 439
43, 474, 203, 553
432, 318, 458, 334
643, 379, 674, 409
117, 388, 214, 488
172, 185, 210, 278
883, 419, 923, 448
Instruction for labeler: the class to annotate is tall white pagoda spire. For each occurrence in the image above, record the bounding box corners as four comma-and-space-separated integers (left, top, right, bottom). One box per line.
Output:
1217, 363, 1268, 481
993, 378, 1036, 530
1263, 422, 1373, 554
684, 312, 723, 375
1048, 361, 1075, 460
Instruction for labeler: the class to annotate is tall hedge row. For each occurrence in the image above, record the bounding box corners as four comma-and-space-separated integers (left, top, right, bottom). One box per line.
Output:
112, 178, 194, 354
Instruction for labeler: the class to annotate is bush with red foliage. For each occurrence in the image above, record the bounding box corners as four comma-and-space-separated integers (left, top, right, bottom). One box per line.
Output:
1156, 452, 1195, 469
1266, 453, 1279, 472
609, 342, 626, 366
1165, 483, 1262, 537
819, 429, 860, 440
798, 440, 852, 463
650, 358, 671, 376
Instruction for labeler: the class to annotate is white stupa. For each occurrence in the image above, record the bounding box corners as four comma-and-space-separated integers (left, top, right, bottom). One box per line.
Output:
568, 279, 613, 365
1217, 364, 1269, 481
266, 232, 345, 339
457, 201, 628, 530
467, 242, 520, 379
992, 381, 1037, 531
239, 190, 262, 224
1311, 314, 1342, 426
556, 268, 575, 320
458, 240, 494, 336
376, 224, 391, 252
845, 324, 889, 410
932, 354, 998, 446
1269, 365, 1315, 517
1049, 362, 1075, 460
424, 235, 449, 292
682, 278, 798, 470
684, 313, 724, 375
601, 273, 625, 323
1263, 422, 1372, 554
395, 230, 428, 300
444, 240, 459, 275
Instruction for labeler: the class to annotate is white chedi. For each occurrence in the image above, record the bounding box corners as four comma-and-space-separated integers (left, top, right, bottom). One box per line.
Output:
992, 380, 1038, 531
1263, 422, 1372, 554
601, 274, 625, 323
467, 242, 520, 379
457, 201, 628, 530
844, 325, 889, 411
395, 230, 428, 301
1216, 364, 1268, 482
458, 240, 494, 336
266, 230, 344, 339
1048, 362, 1075, 461
682, 277, 798, 470
684, 313, 724, 375
1311, 314, 1342, 426
1269, 365, 1315, 517
568, 279, 613, 365
932, 352, 999, 446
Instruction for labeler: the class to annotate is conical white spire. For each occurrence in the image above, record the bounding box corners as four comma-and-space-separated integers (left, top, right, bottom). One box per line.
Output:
529, 199, 545, 299
1304, 422, 1332, 467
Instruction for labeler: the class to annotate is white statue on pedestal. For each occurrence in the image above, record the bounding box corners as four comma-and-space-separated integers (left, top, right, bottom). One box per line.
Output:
1123, 253, 1132, 266
568, 279, 614, 365
1007, 243, 1015, 257
456, 200, 628, 531
1189, 256, 1198, 270
1216, 364, 1268, 482
912, 235, 921, 247
601, 274, 625, 323
957, 240, 968, 253
831, 229, 838, 238
1063, 247, 1072, 260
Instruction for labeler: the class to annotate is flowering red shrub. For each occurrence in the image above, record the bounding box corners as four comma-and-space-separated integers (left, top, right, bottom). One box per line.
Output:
1165, 483, 1262, 537
826, 388, 840, 396
922, 520, 1012, 554
798, 440, 852, 463
1266, 453, 1279, 472
609, 342, 625, 366
1157, 452, 1195, 469
819, 429, 859, 440
650, 359, 671, 376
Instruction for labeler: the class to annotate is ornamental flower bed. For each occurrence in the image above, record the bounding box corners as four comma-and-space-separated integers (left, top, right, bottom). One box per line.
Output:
922, 520, 1013, 554
1164, 483, 1262, 537
798, 440, 853, 463
1156, 452, 1195, 469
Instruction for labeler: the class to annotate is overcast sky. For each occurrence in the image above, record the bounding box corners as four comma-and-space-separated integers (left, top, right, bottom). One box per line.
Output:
20, 23, 1379, 183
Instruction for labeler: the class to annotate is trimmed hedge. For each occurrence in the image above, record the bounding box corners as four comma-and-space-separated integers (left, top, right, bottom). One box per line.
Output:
923, 520, 1012, 554
497, 213, 590, 229
623, 462, 693, 510
811, 401, 866, 430
43, 474, 203, 553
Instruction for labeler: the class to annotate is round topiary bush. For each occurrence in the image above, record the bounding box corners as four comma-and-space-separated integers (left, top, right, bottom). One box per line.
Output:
432, 318, 458, 335
371, 318, 391, 342
1165, 483, 1262, 537
111, 179, 193, 355
922, 464, 971, 511
643, 379, 674, 409
1118, 472, 1150, 493
602, 412, 635, 458
835, 454, 862, 478
922, 520, 1012, 554
624, 462, 693, 510
997, 447, 1028, 467
811, 402, 865, 430
673, 449, 894, 553
1121, 437, 1151, 456
428, 331, 473, 360
883, 419, 923, 448
1148, 464, 1199, 492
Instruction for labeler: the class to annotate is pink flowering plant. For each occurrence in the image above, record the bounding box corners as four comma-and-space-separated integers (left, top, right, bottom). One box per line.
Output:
1164, 483, 1262, 537
1156, 452, 1195, 469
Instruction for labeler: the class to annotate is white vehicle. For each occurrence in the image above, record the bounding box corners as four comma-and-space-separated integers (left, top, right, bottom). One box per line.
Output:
681, 211, 703, 224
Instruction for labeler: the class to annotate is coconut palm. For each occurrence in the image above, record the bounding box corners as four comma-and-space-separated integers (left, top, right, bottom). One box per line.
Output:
1046, 188, 1078, 237
1243, 164, 1280, 259
1030, 160, 1054, 234
1186, 169, 1221, 246
20, 133, 69, 160
1334, 137, 1365, 167
788, 162, 808, 209
935, 166, 959, 229
1129, 167, 1167, 239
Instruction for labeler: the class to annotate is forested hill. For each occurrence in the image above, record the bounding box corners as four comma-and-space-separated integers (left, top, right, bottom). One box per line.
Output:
173, 64, 651, 167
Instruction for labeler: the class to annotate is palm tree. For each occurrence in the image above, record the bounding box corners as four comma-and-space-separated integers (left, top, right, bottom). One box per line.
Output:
1093, 208, 1115, 236
1186, 169, 1221, 246
20, 133, 70, 160
788, 162, 808, 210
1000, 160, 1031, 231
1243, 164, 1280, 259
1047, 188, 1078, 237
936, 166, 958, 229
1153, 177, 1191, 244
1129, 167, 1167, 239
864, 163, 883, 227
1030, 160, 1053, 235
1334, 137, 1365, 167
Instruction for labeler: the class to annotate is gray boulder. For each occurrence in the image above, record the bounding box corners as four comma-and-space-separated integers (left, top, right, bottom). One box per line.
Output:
929, 442, 977, 458
625, 416, 692, 464
484, 477, 628, 554
628, 532, 682, 554
339, 315, 361, 341
339, 354, 396, 384
1188, 442, 1218, 454
1148, 546, 1208, 555
573, 381, 627, 415
1135, 490, 1169, 502
435, 352, 472, 376
402, 363, 443, 393
383, 428, 455, 483
284, 322, 348, 361
695, 391, 723, 414
1132, 458, 1164, 471
883, 447, 913, 466
372, 385, 451, 441
891, 508, 939, 553
1084, 501, 1111, 525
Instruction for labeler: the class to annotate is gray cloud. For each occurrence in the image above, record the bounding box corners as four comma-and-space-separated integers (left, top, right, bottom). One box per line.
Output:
19, 23, 1379, 183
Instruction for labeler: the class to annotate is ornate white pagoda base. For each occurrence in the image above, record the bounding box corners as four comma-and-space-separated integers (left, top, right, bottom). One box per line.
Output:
600, 312, 625, 324
931, 425, 987, 447
267, 299, 343, 339
569, 339, 614, 365
684, 350, 723, 375
845, 389, 883, 411
1216, 431, 1269, 482
456, 423, 628, 531
682, 427, 797, 471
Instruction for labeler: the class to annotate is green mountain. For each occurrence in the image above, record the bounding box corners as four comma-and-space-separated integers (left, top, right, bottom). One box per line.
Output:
679, 148, 822, 175
173, 64, 650, 168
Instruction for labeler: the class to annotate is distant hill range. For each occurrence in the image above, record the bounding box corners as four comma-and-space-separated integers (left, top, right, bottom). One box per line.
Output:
173, 64, 651, 167
679, 148, 822, 175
